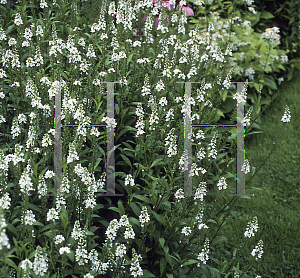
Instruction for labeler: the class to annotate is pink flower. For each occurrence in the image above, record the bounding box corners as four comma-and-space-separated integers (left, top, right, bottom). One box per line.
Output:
112, 0, 194, 39
141, 0, 194, 30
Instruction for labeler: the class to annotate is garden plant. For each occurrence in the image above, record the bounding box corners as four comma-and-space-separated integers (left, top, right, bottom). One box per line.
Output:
0, 0, 295, 277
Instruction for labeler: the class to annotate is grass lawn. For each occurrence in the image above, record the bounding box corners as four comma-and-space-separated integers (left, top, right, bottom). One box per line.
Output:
216, 68, 300, 277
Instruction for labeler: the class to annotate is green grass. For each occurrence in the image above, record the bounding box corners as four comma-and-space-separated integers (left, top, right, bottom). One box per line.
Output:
216, 68, 300, 277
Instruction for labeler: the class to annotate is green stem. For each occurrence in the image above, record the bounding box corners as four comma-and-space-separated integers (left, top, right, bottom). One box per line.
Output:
221, 238, 248, 277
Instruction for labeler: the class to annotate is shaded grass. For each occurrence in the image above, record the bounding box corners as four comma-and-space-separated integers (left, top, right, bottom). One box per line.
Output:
217, 68, 300, 277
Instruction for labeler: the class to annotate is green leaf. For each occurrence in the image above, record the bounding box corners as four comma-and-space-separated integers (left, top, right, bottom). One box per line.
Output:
160, 257, 167, 276
117, 199, 125, 216
152, 211, 164, 225
60, 205, 69, 231
130, 202, 141, 217
97, 146, 105, 157
86, 231, 95, 236
93, 157, 102, 171
132, 194, 151, 203
227, 5, 233, 14
96, 44, 102, 55
182, 259, 198, 266
127, 53, 134, 66
247, 186, 264, 191
4, 257, 18, 270
263, 76, 277, 90
260, 11, 275, 19
159, 238, 165, 248
142, 269, 156, 277
166, 274, 174, 278
238, 195, 252, 199
108, 207, 119, 214
33, 158, 43, 179
67, 250, 75, 263
291, 59, 300, 70
150, 158, 164, 169
120, 154, 132, 168
33, 221, 44, 226
206, 219, 217, 225
128, 217, 140, 227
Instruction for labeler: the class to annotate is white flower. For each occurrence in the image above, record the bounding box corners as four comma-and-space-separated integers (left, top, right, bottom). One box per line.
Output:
20, 258, 33, 272
251, 239, 264, 260
124, 226, 135, 240
159, 96, 168, 107
8, 38, 17, 46
19, 169, 34, 196
0, 210, 10, 250
84, 274, 94, 278
59, 246, 71, 255
40, 0, 48, 8
278, 77, 284, 85
22, 210, 36, 226
33, 245, 48, 276
197, 238, 210, 266
55, 235, 65, 245
139, 206, 150, 228
71, 220, 85, 241
14, 13, 23, 26
130, 248, 143, 277
101, 116, 117, 128
24, 28, 33, 41
194, 182, 207, 202
233, 81, 249, 104
174, 188, 185, 202
196, 147, 206, 161
135, 103, 145, 137
75, 244, 89, 265
115, 244, 127, 258
181, 226, 192, 236
217, 177, 227, 190
207, 131, 218, 160
47, 208, 59, 222
281, 105, 291, 123
125, 174, 135, 186
155, 79, 165, 92
244, 216, 259, 238
165, 128, 177, 158
242, 106, 253, 127
0, 193, 11, 210
241, 159, 250, 174
105, 219, 119, 243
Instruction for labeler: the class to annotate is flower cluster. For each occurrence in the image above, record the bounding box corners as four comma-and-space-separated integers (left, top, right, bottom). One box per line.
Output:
244, 216, 259, 238
197, 238, 210, 266
125, 174, 135, 187
20, 259, 33, 278
251, 239, 264, 260
33, 245, 49, 276
241, 159, 251, 175
139, 206, 150, 228
281, 105, 291, 123
259, 27, 281, 47
0, 209, 10, 251
87, 215, 143, 276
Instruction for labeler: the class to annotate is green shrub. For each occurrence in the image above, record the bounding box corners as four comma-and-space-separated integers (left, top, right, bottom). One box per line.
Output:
0, 0, 292, 277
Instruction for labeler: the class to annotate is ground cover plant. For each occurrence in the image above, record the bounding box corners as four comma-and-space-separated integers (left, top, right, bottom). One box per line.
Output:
0, 0, 295, 277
